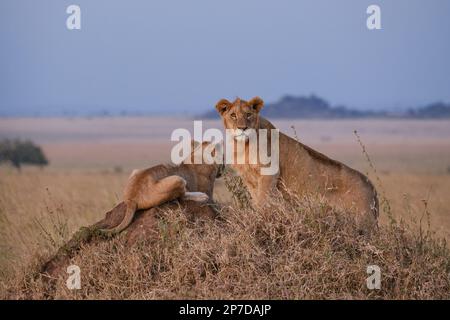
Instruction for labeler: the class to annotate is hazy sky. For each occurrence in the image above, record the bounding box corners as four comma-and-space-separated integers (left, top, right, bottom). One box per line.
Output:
1, 0, 449, 116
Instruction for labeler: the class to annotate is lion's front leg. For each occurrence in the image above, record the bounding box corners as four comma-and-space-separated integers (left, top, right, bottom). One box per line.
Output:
253, 173, 279, 208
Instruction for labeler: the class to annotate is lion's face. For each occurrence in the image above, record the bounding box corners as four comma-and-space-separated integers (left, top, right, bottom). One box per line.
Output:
215, 97, 264, 142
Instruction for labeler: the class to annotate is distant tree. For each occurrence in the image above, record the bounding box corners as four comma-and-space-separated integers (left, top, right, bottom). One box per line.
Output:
0, 139, 49, 170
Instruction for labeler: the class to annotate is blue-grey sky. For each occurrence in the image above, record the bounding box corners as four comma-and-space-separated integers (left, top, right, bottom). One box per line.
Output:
1, 0, 449, 116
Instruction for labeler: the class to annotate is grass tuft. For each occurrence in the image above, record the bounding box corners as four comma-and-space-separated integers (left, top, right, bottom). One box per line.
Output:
2, 191, 449, 299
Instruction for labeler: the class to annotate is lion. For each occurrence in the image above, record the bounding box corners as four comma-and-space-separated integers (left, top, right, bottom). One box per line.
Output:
101, 141, 224, 234
215, 97, 379, 230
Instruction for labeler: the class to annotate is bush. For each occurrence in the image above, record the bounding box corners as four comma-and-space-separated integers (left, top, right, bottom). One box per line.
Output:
0, 139, 48, 170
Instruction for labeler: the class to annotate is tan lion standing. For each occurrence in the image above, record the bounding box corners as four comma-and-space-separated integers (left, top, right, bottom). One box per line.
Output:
215, 97, 379, 231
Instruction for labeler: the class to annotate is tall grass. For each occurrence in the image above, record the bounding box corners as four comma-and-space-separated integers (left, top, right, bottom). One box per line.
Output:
1, 134, 450, 299
0, 167, 126, 278
2, 182, 450, 299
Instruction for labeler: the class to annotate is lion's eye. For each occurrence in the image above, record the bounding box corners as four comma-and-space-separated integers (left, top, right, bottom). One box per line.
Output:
246, 113, 253, 119
230, 113, 237, 119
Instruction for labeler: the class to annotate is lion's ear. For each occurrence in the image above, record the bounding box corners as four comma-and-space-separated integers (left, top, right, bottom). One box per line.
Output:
215, 99, 231, 115
248, 97, 264, 113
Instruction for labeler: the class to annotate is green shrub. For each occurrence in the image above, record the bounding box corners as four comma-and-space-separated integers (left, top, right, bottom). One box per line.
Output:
0, 139, 49, 170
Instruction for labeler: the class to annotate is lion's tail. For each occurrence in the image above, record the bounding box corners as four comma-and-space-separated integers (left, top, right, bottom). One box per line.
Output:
101, 200, 138, 234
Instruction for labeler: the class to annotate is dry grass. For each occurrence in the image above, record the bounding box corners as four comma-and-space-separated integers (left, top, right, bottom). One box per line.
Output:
1, 167, 448, 280
0, 167, 128, 276
0, 117, 450, 299
2, 183, 449, 299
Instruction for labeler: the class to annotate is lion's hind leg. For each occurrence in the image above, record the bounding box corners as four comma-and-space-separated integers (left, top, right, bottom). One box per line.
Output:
141, 175, 189, 207
148, 175, 209, 204
102, 175, 209, 235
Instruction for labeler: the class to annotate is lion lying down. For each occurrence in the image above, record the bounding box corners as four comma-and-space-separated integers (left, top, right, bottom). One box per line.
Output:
38, 142, 222, 297
101, 141, 223, 234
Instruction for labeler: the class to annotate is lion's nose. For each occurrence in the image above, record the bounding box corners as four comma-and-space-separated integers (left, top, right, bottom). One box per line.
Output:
238, 126, 249, 131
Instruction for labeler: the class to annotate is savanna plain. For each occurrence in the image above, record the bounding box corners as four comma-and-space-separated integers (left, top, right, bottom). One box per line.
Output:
0, 117, 449, 299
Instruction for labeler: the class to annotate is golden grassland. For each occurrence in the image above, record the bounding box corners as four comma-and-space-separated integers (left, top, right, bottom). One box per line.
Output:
4, 190, 450, 299
0, 117, 449, 298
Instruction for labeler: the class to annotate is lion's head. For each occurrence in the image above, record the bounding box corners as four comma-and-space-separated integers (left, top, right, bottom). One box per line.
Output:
215, 97, 264, 142
182, 140, 224, 178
